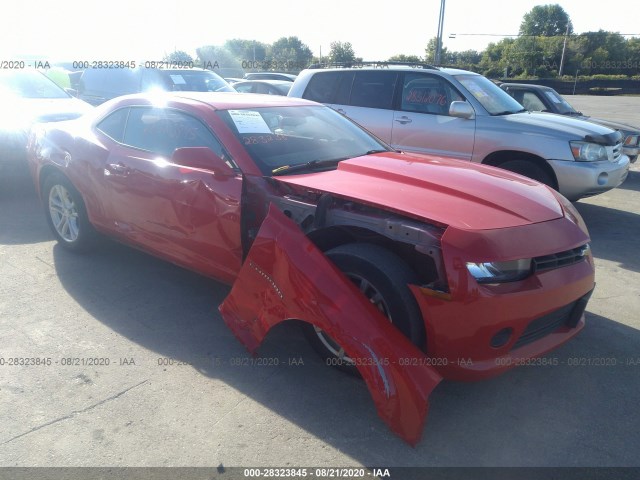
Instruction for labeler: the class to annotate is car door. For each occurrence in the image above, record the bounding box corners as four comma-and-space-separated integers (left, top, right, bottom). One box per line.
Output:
98, 106, 244, 281
391, 72, 476, 161
333, 70, 398, 142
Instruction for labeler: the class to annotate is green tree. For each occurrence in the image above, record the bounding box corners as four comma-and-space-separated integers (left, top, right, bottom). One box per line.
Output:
195, 45, 241, 70
388, 54, 423, 63
268, 36, 313, 71
449, 50, 482, 70
572, 31, 631, 75
328, 41, 356, 65
519, 4, 573, 37
223, 39, 268, 63
627, 37, 640, 70
479, 38, 514, 77
425, 37, 451, 64
163, 50, 194, 64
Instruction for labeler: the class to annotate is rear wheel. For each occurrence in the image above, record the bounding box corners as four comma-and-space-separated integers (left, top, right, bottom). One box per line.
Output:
303, 243, 425, 375
43, 173, 97, 252
498, 159, 555, 189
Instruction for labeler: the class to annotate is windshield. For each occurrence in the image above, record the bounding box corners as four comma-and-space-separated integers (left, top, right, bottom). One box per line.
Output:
455, 74, 524, 115
217, 105, 390, 175
543, 89, 579, 115
163, 70, 235, 92
0, 70, 69, 99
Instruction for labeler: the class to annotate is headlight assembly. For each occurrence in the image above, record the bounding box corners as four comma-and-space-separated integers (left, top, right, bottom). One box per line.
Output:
624, 135, 639, 147
466, 258, 532, 284
570, 141, 608, 162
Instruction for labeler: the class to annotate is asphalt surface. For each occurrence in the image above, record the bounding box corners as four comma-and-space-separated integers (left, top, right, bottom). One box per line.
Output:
1, 96, 639, 474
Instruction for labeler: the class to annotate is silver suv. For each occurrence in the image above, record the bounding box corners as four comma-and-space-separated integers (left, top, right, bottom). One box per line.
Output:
288, 65, 630, 200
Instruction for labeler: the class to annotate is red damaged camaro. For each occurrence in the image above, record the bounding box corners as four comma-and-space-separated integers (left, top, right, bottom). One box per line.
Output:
28, 92, 595, 445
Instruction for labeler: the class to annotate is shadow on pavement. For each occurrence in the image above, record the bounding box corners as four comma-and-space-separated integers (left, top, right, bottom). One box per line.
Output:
617, 169, 639, 193
0, 169, 53, 245
50, 240, 640, 466
574, 201, 640, 274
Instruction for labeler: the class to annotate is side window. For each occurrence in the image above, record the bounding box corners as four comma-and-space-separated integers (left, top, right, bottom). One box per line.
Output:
302, 72, 355, 104
400, 73, 463, 115
254, 83, 274, 95
234, 83, 254, 93
122, 107, 229, 162
506, 88, 525, 105
105, 69, 140, 95
96, 107, 130, 142
521, 92, 546, 111
349, 71, 397, 110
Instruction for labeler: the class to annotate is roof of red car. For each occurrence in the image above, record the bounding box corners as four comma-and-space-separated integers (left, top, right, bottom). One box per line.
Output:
115, 91, 316, 111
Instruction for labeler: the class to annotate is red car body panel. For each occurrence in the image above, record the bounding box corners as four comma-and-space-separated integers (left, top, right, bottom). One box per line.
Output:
276, 153, 564, 230
219, 206, 442, 446
27, 92, 597, 444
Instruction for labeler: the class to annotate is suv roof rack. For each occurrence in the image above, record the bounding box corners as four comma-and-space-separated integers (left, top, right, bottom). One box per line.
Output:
307, 60, 438, 70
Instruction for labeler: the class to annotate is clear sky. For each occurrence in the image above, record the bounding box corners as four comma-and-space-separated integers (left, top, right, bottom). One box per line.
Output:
2, 0, 639, 63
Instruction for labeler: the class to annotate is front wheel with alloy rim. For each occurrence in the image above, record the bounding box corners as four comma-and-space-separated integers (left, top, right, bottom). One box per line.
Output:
302, 242, 426, 376
43, 173, 96, 251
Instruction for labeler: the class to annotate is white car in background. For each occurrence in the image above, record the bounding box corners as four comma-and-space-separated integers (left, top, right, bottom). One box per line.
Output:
0, 69, 92, 176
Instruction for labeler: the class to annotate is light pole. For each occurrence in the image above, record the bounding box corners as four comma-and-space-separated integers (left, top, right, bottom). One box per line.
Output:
435, 0, 446, 65
558, 22, 570, 76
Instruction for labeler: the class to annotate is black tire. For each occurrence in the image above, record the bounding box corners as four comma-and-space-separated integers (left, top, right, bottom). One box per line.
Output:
498, 159, 555, 189
42, 173, 97, 252
303, 243, 426, 375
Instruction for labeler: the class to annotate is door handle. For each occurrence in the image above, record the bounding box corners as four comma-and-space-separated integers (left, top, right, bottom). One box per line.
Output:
106, 162, 130, 176
394, 116, 412, 125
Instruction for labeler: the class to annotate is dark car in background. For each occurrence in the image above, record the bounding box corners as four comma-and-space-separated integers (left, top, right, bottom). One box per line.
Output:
0, 69, 92, 176
232, 79, 292, 95
500, 83, 640, 163
77, 67, 235, 106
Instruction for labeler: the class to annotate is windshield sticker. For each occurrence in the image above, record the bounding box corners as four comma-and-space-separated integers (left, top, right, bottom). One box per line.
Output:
462, 81, 488, 100
169, 75, 187, 85
229, 110, 272, 134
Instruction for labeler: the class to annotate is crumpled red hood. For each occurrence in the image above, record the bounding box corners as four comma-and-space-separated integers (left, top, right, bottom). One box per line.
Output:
276, 152, 564, 230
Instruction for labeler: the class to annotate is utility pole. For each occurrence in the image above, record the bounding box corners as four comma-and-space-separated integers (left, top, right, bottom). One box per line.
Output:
558, 22, 570, 76
435, 0, 446, 65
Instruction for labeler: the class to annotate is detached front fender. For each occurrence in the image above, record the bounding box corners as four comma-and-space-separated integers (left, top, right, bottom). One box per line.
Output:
220, 206, 442, 445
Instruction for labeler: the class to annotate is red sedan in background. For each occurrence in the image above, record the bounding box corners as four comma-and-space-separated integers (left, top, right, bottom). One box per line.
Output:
28, 92, 595, 445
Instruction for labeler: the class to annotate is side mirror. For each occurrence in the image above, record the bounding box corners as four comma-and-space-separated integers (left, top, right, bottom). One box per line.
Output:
171, 147, 236, 177
449, 101, 475, 120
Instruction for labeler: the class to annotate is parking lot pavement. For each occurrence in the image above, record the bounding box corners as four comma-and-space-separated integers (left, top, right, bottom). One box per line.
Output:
567, 94, 640, 127
0, 98, 639, 471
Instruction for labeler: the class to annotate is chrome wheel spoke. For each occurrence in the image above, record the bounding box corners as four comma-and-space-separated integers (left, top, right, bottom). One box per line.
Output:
68, 217, 79, 240
60, 217, 71, 238
49, 184, 80, 242
49, 204, 65, 216
54, 214, 66, 231
315, 271, 393, 366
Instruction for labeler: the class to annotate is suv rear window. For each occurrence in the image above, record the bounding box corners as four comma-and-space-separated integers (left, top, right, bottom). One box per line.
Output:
350, 71, 398, 109
303, 72, 345, 103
